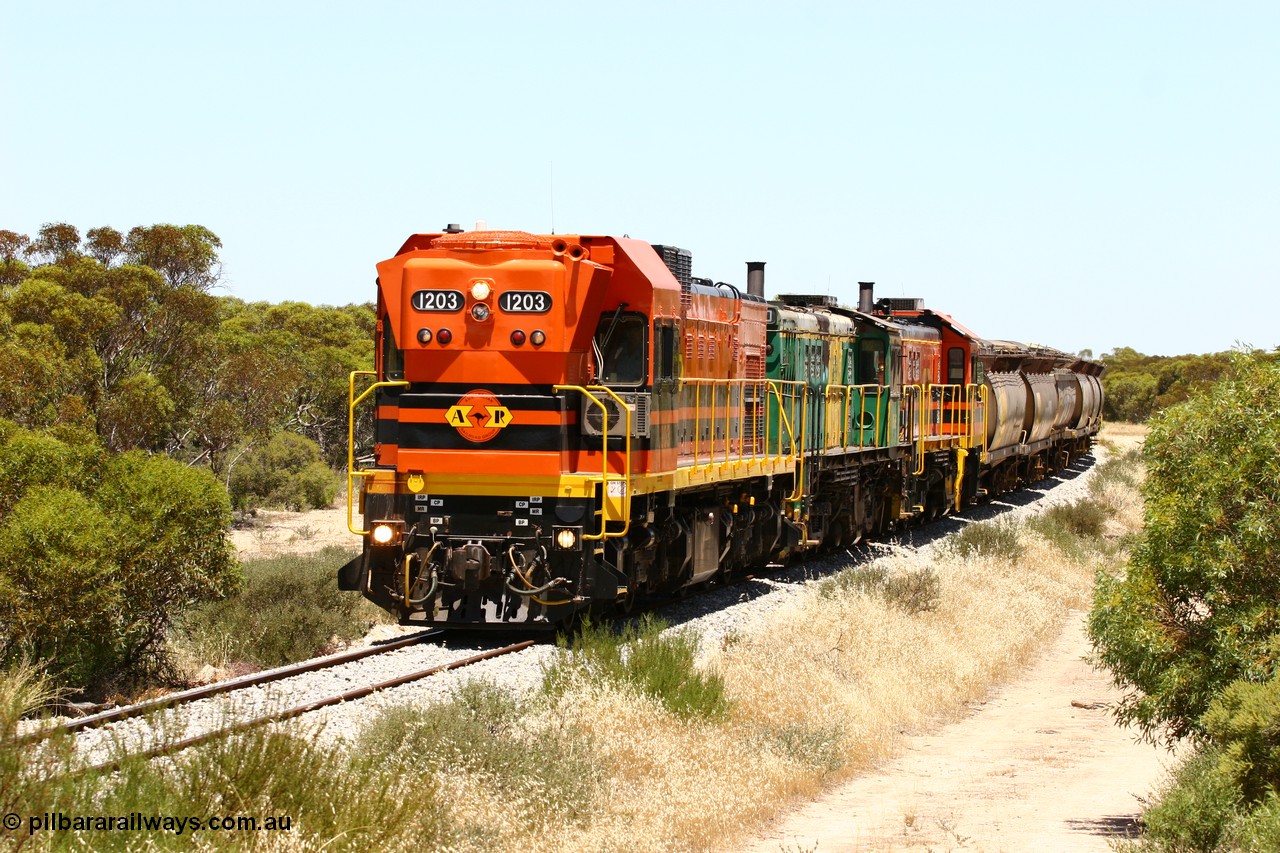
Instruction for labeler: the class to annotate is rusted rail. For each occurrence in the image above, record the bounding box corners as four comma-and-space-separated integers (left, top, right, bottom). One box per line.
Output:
16, 629, 444, 747
81, 640, 537, 774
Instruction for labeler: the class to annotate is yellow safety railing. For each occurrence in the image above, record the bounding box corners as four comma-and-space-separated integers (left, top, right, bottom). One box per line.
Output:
827, 383, 887, 450
785, 384, 808, 502
681, 378, 799, 473
898, 385, 925, 474
553, 384, 632, 541
347, 370, 410, 535
971, 383, 989, 461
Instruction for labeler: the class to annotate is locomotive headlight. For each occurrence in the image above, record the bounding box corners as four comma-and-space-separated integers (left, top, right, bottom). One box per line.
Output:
370, 521, 403, 546
554, 527, 579, 550
471, 303, 491, 322
470, 281, 491, 300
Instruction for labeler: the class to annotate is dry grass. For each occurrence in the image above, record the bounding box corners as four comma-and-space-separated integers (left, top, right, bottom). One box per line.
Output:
472, 530, 1110, 852
1093, 423, 1148, 540
1097, 421, 1150, 454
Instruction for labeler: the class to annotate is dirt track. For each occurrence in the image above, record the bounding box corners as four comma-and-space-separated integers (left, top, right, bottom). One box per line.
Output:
742, 611, 1178, 852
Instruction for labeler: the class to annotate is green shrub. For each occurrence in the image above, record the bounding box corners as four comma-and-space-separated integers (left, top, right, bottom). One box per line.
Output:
0, 423, 101, 514
1134, 678, 1280, 853
1139, 748, 1241, 852
1202, 677, 1280, 806
0, 426, 239, 691
1227, 794, 1280, 851
174, 546, 381, 669
0, 487, 120, 684
543, 615, 731, 720
947, 520, 1024, 561
1090, 352, 1280, 742
1043, 499, 1110, 538
819, 561, 941, 615
228, 431, 337, 511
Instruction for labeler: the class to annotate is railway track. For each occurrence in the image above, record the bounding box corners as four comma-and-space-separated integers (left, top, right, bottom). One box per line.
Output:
18, 633, 537, 774
83, 640, 537, 774
17, 628, 446, 746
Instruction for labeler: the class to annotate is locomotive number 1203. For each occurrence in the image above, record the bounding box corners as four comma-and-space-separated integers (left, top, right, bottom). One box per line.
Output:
499, 290, 552, 313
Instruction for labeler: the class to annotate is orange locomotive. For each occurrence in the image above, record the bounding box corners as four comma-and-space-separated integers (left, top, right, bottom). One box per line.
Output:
339, 228, 791, 627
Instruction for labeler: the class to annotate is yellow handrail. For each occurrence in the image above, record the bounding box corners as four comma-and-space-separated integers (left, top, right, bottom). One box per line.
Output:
553, 384, 632, 541
347, 371, 410, 535
972, 383, 989, 461
826, 382, 886, 451
900, 385, 925, 475
679, 378, 799, 471
784, 384, 808, 502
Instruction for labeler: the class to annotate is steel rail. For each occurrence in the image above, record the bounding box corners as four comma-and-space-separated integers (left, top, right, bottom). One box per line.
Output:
81, 640, 537, 775
16, 629, 445, 746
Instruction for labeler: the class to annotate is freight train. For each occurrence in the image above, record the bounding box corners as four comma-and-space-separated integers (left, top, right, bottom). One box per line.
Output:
338, 228, 1103, 628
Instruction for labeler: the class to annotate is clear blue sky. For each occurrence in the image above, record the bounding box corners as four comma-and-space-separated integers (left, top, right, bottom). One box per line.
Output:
3, 1, 1277, 357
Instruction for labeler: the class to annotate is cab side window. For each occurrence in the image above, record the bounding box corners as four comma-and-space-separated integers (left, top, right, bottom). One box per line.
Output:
947, 347, 965, 385
857, 339, 886, 385
595, 312, 647, 385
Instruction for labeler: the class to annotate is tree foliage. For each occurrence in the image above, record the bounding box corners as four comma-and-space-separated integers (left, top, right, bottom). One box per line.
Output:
0, 423, 239, 688
228, 431, 337, 512
1135, 677, 1280, 852
1089, 351, 1280, 742
1100, 346, 1242, 422
26, 222, 83, 266
124, 224, 222, 289
0, 224, 374, 471
0, 230, 30, 286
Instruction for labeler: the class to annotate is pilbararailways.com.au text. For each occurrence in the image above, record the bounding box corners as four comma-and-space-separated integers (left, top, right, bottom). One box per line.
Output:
7, 812, 293, 836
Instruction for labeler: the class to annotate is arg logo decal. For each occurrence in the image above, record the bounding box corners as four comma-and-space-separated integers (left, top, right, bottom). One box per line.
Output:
445, 389, 513, 443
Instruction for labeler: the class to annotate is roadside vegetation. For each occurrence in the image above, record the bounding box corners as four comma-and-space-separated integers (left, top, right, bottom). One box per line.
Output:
1, 426, 1146, 851
0, 222, 372, 697
171, 547, 385, 675
1097, 344, 1279, 423
1092, 351, 1280, 851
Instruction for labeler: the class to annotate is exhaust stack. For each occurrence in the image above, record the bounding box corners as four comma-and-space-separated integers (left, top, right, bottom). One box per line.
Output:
858, 281, 875, 313
746, 261, 766, 298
